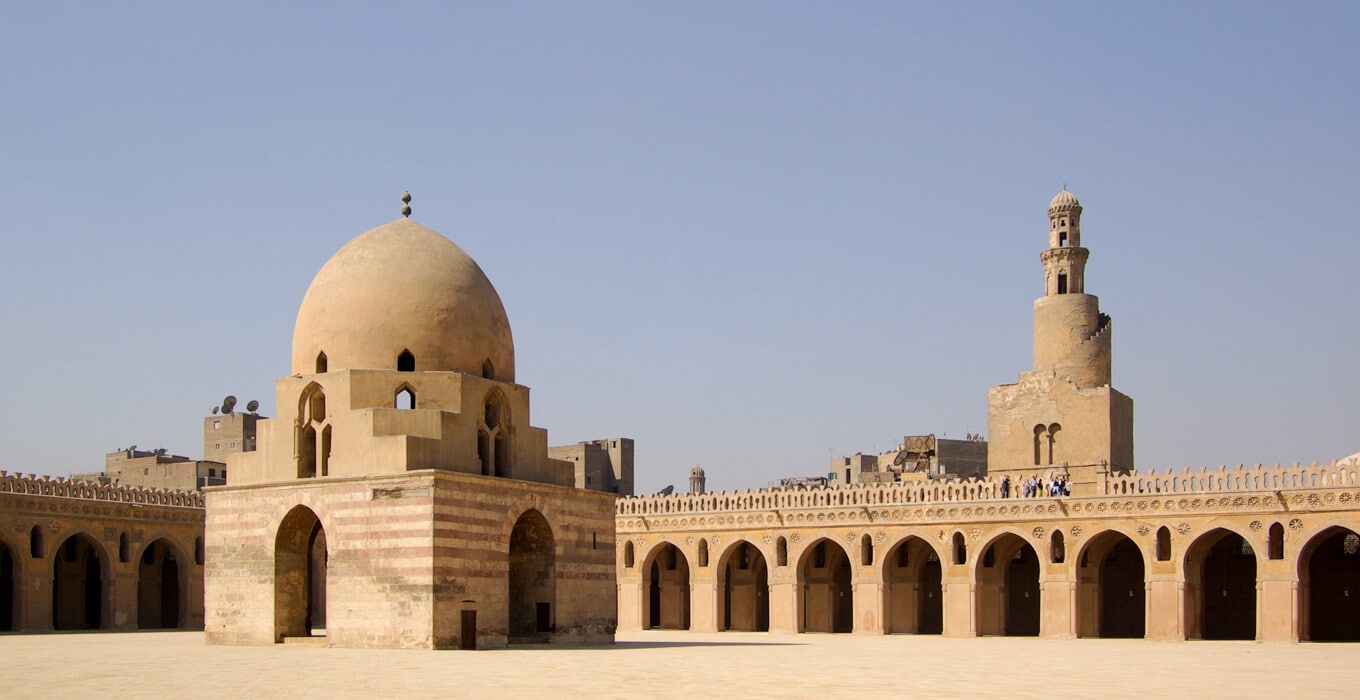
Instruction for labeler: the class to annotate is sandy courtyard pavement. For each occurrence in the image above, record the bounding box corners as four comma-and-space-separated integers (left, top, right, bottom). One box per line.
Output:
3, 630, 1351, 699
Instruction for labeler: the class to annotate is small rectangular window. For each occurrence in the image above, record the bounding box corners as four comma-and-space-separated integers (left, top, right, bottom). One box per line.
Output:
213, 421, 220, 429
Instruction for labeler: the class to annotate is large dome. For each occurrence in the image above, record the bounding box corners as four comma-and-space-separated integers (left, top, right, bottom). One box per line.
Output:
291, 217, 515, 381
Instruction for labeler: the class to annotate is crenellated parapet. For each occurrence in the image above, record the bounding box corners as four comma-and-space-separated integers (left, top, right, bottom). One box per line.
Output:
617, 461, 1360, 517
0, 471, 205, 508
1104, 462, 1360, 495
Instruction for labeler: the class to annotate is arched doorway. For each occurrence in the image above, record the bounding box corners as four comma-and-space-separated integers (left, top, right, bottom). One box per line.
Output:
52, 533, 104, 630
718, 541, 768, 631
883, 536, 942, 634
137, 539, 183, 629
1185, 528, 1256, 640
1300, 526, 1360, 642
976, 534, 1040, 636
275, 506, 327, 640
508, 509, 556, 641
0, 541, 14, 631
797, 539, 853, 633
1076, 532, 1145, 638
644, 543, 690, 629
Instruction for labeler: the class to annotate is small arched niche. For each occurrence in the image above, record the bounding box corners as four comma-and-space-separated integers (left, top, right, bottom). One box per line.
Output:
395, 385, 415, 410
315, 352, 327, 374
397, 349, 415, 372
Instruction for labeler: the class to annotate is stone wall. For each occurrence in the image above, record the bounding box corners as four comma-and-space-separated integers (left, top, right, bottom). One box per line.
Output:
0, 472, 204, 632
206, 469, 616, 649
616, 461, 1360, 642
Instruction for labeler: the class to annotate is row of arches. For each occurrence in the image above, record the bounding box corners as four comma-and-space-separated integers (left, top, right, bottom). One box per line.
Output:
0, 532, 194, 631
272, 505, 556, 644
630, 525, 1360, 641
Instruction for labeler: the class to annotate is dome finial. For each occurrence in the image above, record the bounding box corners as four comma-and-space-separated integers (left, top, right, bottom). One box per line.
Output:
401, 191, 412, 218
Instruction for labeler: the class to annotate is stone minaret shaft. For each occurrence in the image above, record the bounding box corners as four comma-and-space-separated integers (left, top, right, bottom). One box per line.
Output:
1031, 189, 1111, 389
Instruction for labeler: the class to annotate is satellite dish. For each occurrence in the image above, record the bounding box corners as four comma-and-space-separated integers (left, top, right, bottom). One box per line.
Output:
657, 484, 674, 496
222, 395, 237, 415
129, 445, 137, 451
246, 399, 260, 413
211, 406, 219, 415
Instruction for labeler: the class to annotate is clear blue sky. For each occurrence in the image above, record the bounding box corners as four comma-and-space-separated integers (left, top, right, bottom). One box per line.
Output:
2, 2, 1356, 494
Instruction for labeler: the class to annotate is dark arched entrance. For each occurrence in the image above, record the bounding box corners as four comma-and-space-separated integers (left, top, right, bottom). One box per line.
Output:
1301, 527, 1360, 642
976, 534, 1039, 636
644, 543, 690, 629
52, 533, 104, 630
137, 539, 182, 629
1077, 532, 1145, 638
0, 542, 14, 631
275, 506, 327, 640
719, 541, 768, 631
798, 539, 853, 633
883, 537, 942, 634
508, 509, 556, 641
1186, 529, 1256, 640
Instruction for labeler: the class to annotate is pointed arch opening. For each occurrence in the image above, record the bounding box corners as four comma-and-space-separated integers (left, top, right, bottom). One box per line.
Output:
118, 532, 130, 563
137, 539, 183, 629
975, 534, 1040, 636
508, 509, 556, 641
481, 359, 495, 380
478, 429, 492, 477
1156, 526, 1172, 561
395, 385, 415, 410
1184, 528, 1256, 640
883, 536, 942, 634
0, 540, 15, 631
643, 543, 690, 630
52, 533, 104, 630
397, 349, 415, 372
622, 541, 635, 568
797, 539, 853, 633
298, 384, 327, 479
1299, 526, 1360, 642
719, 541, 769, 632
315, 352, 327, 374
1076, 531, 1145, 638
1268, 522, 1285, 560
776, 537, 788, 567
494, 432, 510, 478
952, 532, 967, 565
275, 506, 327, 641
30, 525, 44, 558
697, 539, 709, 568
860, 534, 874, 566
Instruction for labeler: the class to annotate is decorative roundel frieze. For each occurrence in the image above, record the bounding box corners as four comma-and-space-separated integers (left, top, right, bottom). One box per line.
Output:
1249, 521, 1262, 532
1032, 527, 1046, 540
969, 528, 981, 542
1137, 525, 1150, 537
1070, 525, 1083, 539
1177, 523, 1191, 536
1289, 518, 1304, 531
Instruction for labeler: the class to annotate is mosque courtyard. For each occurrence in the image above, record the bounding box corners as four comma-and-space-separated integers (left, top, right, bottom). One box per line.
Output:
8, 629, 1348, 699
